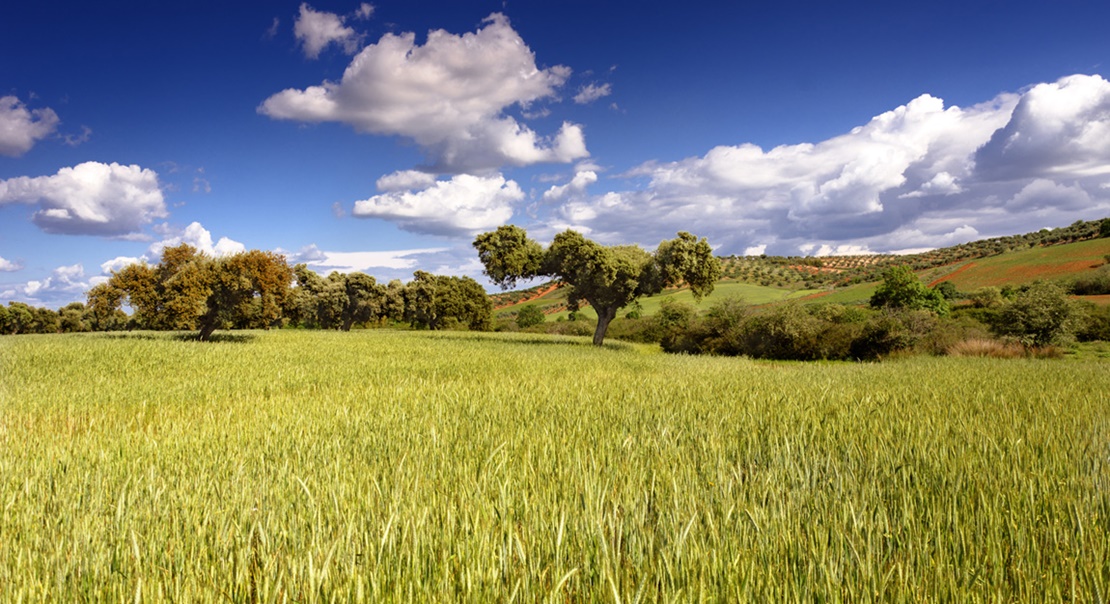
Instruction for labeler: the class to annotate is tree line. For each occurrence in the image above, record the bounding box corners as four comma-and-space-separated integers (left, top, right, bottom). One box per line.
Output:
0, 244, 492, 339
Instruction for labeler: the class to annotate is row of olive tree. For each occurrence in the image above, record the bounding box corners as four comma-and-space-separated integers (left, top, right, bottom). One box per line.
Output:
0, 301, 99, 335
283, 266, 491, 332
76, 244, 491, 340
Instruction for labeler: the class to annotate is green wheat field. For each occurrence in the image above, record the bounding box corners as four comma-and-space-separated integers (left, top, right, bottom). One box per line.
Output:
2, 330, 1108, 601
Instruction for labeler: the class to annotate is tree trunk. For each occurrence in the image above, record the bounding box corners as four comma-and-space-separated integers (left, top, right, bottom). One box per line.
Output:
197, 321, 218, 341
593, 305, 617, 346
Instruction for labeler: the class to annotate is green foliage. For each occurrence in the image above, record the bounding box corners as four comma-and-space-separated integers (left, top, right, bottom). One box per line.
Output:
654, 231, 722, 299
1100, 218, 1110, 238
4, 302, 35, 334
932, 281, 958, 300
475, 226, 720, 345
737, 302, 822, 360
994, 281, 1083, 347
196, 249, 293, 340
515, 304, 545, 328
967, 286, 1005, 309
404, 271, 492, 331
850, 310, 938, 360
59, 302, 87, 333
472, 225, 544, 289
1070, 265, 1110, 295
103, 245, 293, 341
85, 282, 127, 331
870, 266, 950, 316
1076, 302, 1110, 342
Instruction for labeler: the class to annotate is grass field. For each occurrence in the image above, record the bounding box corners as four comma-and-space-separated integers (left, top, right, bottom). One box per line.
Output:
2, 330, 1108, 601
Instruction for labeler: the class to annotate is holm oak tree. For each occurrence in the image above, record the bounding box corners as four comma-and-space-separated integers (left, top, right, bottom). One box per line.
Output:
474, 226, 721, 346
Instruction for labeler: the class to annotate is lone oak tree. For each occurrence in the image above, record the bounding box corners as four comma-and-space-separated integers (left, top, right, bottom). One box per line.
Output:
474, 226, 721, 346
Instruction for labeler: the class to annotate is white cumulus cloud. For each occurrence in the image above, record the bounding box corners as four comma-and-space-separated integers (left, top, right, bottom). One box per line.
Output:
0, 256, 23, 271
547, 74, 1110, 255
101, 256, 145, 274
0, 162, 167, 237
0, 95, 60, 157
542, 170, 598, 202
302, 248, 449, 273
1, 264, 90, 307
352, 173, 524, 236
573, 83, 612, 105
294, 3, 363, 59
261, 13, 588, 172
375, 169, 438, 192
149, 222, 245, 258
975, 74, 1110, 179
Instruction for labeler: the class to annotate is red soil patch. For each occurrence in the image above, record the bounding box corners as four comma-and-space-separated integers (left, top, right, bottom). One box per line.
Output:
928, 262, 976, 287
1077, 294, 1110, 306
493, 283, 560, 310
1005, 259, 1100, 281
788, 265, 843, 275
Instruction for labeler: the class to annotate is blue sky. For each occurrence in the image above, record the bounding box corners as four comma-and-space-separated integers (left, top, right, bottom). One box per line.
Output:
3, 0, 1110, 308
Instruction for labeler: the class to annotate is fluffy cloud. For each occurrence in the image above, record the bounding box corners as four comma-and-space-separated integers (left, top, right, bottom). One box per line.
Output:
261, 13, 588, 172
0, 96, 60, 157
573, 83, 612, 105
0, 263, 90, 307
0, 162, 167, 237
542, 170, 598, 202
300, 247, 450, 274
550, 74, 1110, 255
375, 170, 437, 192
975, 74, 1110, 180
353, 173, 524, 236
0, 256, 23, 271
149, 222, 245, 258
294, 3, 363, 59
100, 256, 144, 274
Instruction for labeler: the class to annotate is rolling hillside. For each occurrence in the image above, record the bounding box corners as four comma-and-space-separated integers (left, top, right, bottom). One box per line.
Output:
491, 218, 1110, 319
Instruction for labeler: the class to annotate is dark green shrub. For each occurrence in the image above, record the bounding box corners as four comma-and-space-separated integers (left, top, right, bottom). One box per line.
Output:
870, 266, 950, 316
994, 281, 1083, 346
1070, 266, 1110, 295
515, 305, 545, 328
739, 303, 821, 360
850, 310, 937, 360
1076, 302, 1110, 342
933, 281, 959, 300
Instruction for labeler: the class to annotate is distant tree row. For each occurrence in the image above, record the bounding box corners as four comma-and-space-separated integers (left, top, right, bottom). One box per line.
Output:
1, 244, 492, 339
284, 266, 491, 332
0, 301, 96, 335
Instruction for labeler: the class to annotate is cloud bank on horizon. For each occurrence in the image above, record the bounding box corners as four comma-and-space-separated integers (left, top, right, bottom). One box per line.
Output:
2, 4, 1109, 308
